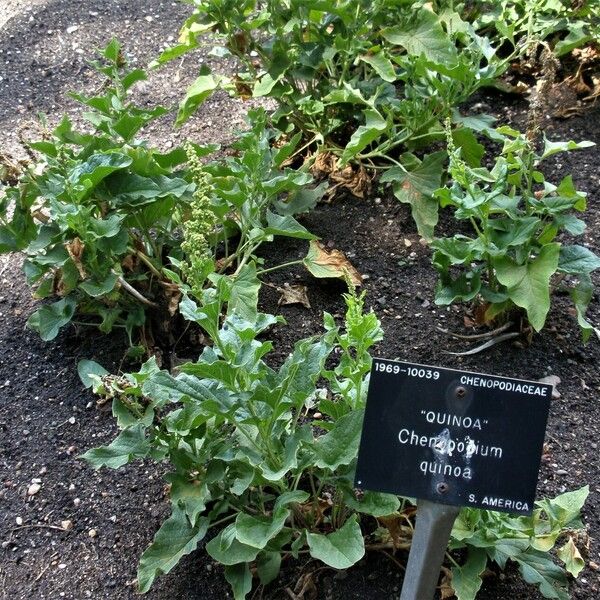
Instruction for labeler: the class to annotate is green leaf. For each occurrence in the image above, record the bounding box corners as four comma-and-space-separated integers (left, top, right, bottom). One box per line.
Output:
452, 128, 485, 168
68, 152, 132, 191
79, 272, 119, 297
137, 506, 209, 593
81, 424, 150, 469
77, 359, 108, 389
235, 509, 289, 550
541, 137, 594, 161
343, 490, 400, 517
228, 263, 261, 322
494, 243, 560, 332
256, 551, 282, 585
555, 24, 591, 57
273, 182, 328, 216
313, 409, 363, 471
224, 563, 252, 600
176, 71, 219, 126
167, 473, 211, 526
206, 525, 261, 565
558, 245, 600, 275
537, 485, 589, 527
264, 211, 316, 240
571, 275, 595, 344
382, 10, 457, 64
26, 297, 76, 341
515, 550, 570, 600
340, 109, 387, 165
381, 151, 446, 240
557, 537, 585, 578
107, 173, 193, 205
451, 548, 487, 600
306, 515, 365, 569
359, 52, 396, 82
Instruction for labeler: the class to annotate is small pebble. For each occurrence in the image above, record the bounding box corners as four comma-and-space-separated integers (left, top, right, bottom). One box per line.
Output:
27, 483, 41, 496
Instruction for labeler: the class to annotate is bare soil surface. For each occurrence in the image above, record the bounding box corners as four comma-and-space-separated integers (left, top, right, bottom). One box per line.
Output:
2, 2, 600, 600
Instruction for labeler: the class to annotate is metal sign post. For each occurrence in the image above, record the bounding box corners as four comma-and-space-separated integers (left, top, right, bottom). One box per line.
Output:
399, 500, 460, 600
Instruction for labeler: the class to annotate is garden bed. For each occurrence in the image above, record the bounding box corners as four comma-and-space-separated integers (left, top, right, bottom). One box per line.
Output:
1, 1, 600, 599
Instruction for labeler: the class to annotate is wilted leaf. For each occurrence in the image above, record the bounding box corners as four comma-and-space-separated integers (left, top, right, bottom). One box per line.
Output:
65, 237, 86, 278
303, 241, 362, 286
557, 537, 585, 578
278, 284, 311, 309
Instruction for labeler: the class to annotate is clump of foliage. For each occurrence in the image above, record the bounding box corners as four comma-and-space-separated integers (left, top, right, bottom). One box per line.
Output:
156, 1, 518, 238
0, 40, 209, 342
80, 279, 588, 599
472, 0, 600, 57
431, 121, 599, 339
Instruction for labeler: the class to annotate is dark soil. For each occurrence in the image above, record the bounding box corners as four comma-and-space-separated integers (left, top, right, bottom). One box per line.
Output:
2, 2, 600, 599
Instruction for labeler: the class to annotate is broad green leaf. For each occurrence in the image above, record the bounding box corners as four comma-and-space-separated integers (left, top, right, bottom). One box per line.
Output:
381, 151, 446, 240
359, 52, 396, 82
313, 409, 363, 470
176, 71, 219, 126
494, 243, 560, 332
273, 182, 328, 216
167, 473, 211, 526
77, 359, 108, 389
256, 551, 282, 585
68, 152, 132, 190
306, 515, 365, 569
79, 271, 119, 297
264, 211, 316, 240
382, 10, 457, 64
235, 509, 289, 549
452, 128, 485, 168
26, 296, 76, 341
537, 486, 589, 527
224, 563, 252, 600
137, 506, 209, 593
206, 525, 261, 565
228, 263, 261, 322
340, 109, 387, 165
434, 272, 481, 305
253, 73, 280, 97
558, 245, 600, 274
515, 550, 570, 600
107, 173, 193, 205
555, 24, 592, 57
451, 548, 487, 600
541, 137, 594, 161
81, 424, 150, 469
343, 490, 400, 517
143, 371, 234, 412
557, 537, 585, 578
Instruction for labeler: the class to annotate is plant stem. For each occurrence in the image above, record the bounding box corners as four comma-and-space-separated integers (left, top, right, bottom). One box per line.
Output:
256, 259, 304, 276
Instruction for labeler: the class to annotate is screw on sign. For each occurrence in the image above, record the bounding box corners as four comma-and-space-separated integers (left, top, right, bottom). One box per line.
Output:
355, 360, 553, 600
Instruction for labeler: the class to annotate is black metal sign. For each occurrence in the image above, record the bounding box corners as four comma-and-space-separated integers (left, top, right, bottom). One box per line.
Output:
355, 359, 553, 515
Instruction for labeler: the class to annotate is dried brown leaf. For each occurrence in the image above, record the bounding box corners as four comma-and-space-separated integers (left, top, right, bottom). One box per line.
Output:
65, 237, 86, 279
304, 240, 362, 286
278, 283, 311, 309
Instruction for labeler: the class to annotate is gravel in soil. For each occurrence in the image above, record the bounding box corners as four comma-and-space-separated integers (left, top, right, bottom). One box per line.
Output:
2, 2, 600, 599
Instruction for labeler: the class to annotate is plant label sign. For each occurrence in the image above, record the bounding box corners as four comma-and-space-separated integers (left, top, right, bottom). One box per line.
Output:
355, 360, 553, 515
